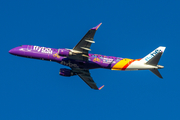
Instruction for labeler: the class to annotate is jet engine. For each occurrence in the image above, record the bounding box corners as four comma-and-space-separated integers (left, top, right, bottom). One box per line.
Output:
59, 68, 76, 77
58, 49, 73, 57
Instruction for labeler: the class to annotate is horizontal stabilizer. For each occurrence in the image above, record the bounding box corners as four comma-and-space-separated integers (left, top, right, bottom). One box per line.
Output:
150, 69, 163, 78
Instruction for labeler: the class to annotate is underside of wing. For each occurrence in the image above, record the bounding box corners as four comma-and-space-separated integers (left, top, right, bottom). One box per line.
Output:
69, 23, 102, 61
72, 68, 99, 90
78, 74, 99, 90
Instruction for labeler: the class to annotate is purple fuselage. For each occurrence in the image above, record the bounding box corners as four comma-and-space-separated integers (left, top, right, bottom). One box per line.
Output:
9, 45, 125, 70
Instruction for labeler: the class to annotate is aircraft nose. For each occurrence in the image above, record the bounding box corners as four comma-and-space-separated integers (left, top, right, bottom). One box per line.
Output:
9, 49, 14, 54
9, 46, 25, 56
9, 47, 19, 55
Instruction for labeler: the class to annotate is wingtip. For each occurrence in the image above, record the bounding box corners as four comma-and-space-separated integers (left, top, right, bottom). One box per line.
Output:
98, 85, 104, 90
92, 23, 102, 30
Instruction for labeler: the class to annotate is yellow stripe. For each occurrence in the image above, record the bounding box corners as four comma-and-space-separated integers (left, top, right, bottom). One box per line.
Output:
111, 58, 133, 70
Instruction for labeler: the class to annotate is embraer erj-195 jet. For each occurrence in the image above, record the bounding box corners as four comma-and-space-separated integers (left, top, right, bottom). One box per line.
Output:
9, 23, 166, 90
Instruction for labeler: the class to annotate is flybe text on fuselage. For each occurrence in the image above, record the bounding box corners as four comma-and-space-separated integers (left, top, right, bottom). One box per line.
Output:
33, 46, 53, 54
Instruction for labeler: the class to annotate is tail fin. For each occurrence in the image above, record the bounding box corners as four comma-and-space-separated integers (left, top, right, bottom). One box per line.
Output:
140, 46, 166, 65
140, 46, 166, 78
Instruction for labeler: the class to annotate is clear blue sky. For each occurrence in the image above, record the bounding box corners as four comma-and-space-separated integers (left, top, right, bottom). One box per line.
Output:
1, 0, 180, 120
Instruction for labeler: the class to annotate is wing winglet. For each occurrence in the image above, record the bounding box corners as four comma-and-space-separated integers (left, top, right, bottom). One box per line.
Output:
98, 85, 104, 90
91, 23, 102, 30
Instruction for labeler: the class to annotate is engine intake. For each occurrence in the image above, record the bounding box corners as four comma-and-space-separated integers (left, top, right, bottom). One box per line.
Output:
59, 68, 76, 77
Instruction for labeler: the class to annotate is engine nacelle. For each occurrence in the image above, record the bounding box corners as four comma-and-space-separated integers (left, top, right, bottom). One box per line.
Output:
59, 68, 76, 77
58, 49, 73, 57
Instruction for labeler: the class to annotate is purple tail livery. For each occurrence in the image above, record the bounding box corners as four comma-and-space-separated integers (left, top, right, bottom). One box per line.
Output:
9, 23, 166, 90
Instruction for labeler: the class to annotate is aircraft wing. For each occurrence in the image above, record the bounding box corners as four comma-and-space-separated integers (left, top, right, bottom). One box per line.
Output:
72, 68, 99, 90
69, 23, 102, 61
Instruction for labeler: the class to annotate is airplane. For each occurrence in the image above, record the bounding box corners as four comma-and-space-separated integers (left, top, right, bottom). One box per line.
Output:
9, 23, 166, 90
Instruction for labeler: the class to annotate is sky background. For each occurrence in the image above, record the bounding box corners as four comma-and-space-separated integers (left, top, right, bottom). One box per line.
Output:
1, 0, 180, 120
